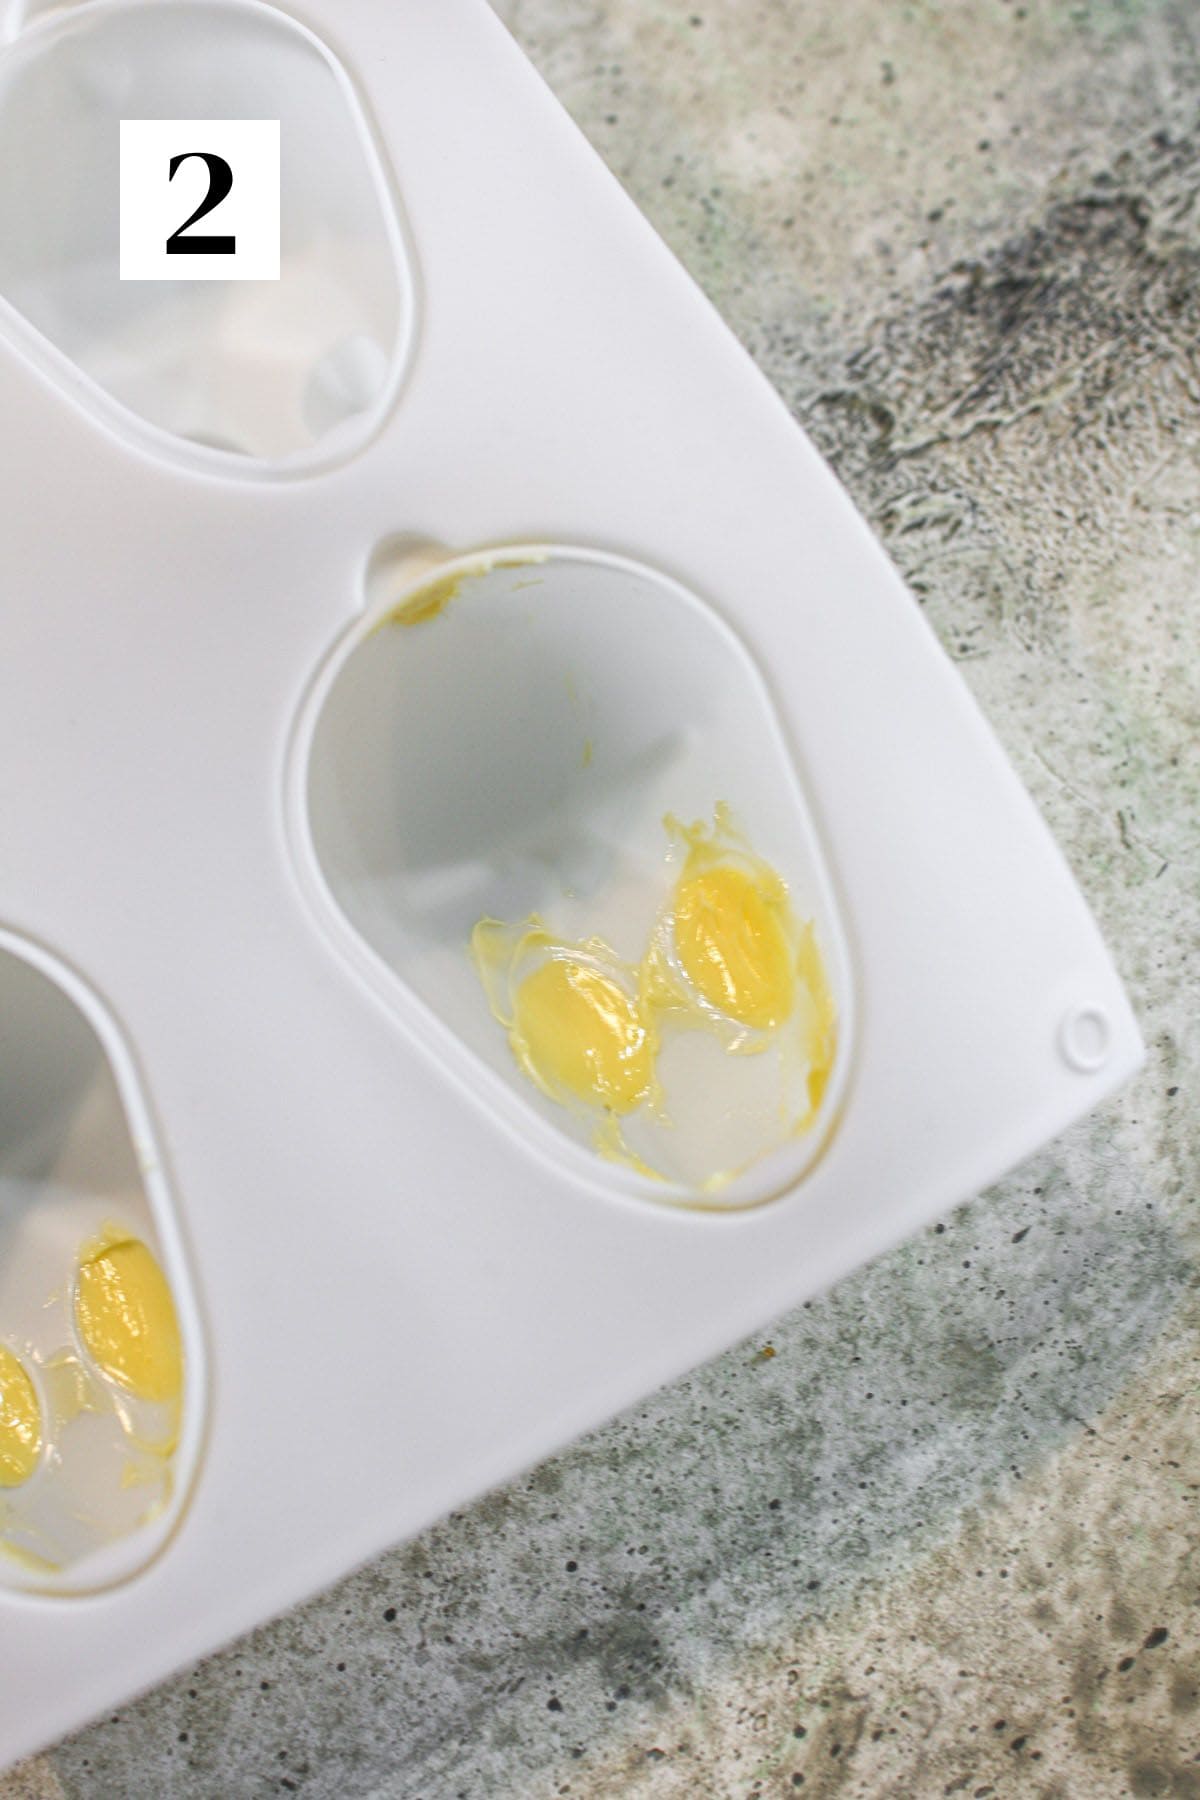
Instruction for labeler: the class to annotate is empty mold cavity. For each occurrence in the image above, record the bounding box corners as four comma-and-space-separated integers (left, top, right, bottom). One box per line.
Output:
293, 546, 854, 1210
0, 933, 204, 1593
0, 0, 413, 470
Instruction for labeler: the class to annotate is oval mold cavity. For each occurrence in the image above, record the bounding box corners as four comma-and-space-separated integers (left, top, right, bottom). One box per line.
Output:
0, 0, 414, 470
0, 933, 205, 1593
294, 546, 855, 1210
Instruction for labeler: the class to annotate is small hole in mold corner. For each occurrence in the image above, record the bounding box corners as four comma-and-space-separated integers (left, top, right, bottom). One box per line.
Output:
364, 532, 462, 613
1058, 1004, 1112, 1073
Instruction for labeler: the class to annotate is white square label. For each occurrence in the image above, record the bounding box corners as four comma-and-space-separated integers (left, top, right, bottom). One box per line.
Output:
120, 119, 280, 280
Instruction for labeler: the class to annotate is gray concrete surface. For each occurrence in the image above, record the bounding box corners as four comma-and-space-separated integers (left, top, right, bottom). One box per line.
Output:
5, 0, 1200, 1793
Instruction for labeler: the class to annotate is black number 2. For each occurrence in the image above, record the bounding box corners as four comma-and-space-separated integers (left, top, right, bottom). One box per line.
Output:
166, 152, 235, 255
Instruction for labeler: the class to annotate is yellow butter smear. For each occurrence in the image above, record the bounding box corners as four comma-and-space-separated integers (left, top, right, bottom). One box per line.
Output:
0, 1228, 185, 1581
471, 806, 837, 1189
74, 1231, 183, 1407
381, 549, 549, 630
672, 864, 794, 1031
510, 954, 655, 1115
0, 1346, 42, 1489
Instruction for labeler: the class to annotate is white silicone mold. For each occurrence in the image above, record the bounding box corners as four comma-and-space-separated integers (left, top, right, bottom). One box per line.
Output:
0, 0, 1142, 1769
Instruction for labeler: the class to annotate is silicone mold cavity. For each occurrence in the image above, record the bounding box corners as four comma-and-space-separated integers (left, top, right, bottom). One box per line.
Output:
0, 931, 205, 1594
0, 0, 414, 471
290, 545, 855, 1210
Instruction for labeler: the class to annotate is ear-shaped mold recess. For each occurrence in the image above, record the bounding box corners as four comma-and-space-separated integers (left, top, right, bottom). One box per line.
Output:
0, 0, 414, 471
0, 933, 205, 1594
292, 546, 856, 1211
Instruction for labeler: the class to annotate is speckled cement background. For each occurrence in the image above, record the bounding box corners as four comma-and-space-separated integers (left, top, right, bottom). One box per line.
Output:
5, 0, 1199, 1794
